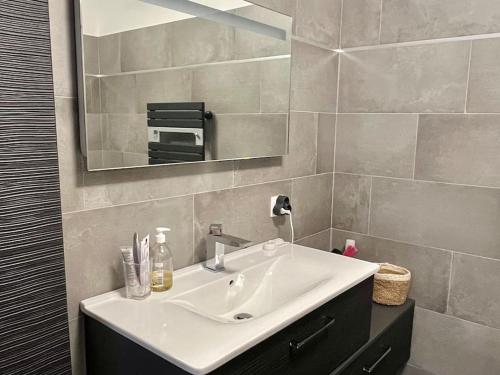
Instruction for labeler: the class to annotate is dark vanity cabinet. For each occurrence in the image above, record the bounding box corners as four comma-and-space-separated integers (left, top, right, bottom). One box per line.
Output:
332, 299, 415, 375
85, 277, 415, 375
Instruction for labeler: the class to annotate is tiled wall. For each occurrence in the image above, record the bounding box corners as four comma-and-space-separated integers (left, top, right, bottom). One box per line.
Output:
48, 0, 339, 373
332, 1, 500, 375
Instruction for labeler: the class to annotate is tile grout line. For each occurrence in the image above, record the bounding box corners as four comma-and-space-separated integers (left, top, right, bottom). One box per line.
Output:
62, 172, 334, 215
291, 35, 336, 52
338, 31, 500, 53
191, 195, 195, 265
366, 176, 373, 235
332, 228, 500, 263
336, 112, 500, 115
334, 171, 500, 191
338, 0, 344, 49
378, 0, 384, 45
292, 110, 338, 115
445, 251, 455, 315
464, 40, 473, 114
331, 0, 343, 229
416, 305, 500, 331
231, 160, 236, 188
295, 228, 331, 243
412, 115, 420, 180
86, 55, 291, 78
314, 112, 319, 174
332, 228, 456, 254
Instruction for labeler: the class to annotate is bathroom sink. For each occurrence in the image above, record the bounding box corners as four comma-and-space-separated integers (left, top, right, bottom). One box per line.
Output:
80, 240, 379, 375
168, 251, 333, 323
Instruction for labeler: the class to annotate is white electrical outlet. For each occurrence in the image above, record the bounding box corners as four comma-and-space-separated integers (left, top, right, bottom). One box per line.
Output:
270, 195, 280, 217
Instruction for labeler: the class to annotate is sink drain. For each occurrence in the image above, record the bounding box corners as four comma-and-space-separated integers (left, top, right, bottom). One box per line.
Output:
234, 313, 253, 320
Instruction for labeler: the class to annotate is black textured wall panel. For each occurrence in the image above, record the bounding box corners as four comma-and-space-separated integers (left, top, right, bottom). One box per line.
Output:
0, 0, 72, 373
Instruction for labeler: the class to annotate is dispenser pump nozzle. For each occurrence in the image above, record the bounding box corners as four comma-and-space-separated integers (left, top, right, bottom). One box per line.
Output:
155, 227, 171, 243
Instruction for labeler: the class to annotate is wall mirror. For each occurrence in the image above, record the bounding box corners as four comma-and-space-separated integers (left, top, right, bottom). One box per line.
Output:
75, 0, 292, 171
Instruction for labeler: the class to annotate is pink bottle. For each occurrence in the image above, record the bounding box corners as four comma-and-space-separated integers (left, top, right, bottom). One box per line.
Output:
343, 239, 359, 257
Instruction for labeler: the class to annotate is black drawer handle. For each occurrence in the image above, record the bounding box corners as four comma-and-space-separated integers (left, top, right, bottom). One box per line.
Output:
363, 347, 392, 373
289, 316, 335, 354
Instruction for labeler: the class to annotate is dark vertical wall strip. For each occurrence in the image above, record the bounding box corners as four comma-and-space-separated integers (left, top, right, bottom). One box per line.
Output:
0, 0, 72, 373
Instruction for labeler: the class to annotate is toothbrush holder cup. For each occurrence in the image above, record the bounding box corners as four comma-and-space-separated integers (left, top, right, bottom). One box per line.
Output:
121, 255, 151, 300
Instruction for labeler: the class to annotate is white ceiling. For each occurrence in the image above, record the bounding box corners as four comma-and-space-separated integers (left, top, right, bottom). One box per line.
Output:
81, 0, 250, 36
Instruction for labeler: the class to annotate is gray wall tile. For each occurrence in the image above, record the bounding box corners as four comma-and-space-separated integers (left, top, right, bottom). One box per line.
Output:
380, 0, 500, 44
86, 150, 103, 170
290, 40, 338, 112
448, 253, 500, 329
291, 174, 333, 239
48, 0, 77, 97
295, 0, 341, 49
411, 307, 500, 375
83, 35, 99, 75
332, 173, 371, 234
338, 42, 470, 113
467, 38, 500, 113
121, 24, 172, 72
83, 162, 234, 210
193, 181, 291, 261
336, 114, 418, 178
63, 195, 194, 320
68, 318, 86, 375
415, 114, 500, 187
192, 61, 260, 113
135, 69, 192, 114
125, 114, 148, 154
295, 228, 331, 251
55, 98, 85, 213
85, 76, 101, 114
101, 114, 147, 155
85, 113, 102, 152
316, 113, 335, 174
214, 114, 288, 159
332, 229, 452, 312
260, 57, 291, 113
341, 0, 381, 48
234, 111, 317, 186
101, 114, 128, 152
98, 34, 121, 75
401, 365, 437, 375
101, 150, 124, 169
100, 75, 137, 114
171, 18, 234, 67
122, 152, 148, 167
370, 178, 500, 260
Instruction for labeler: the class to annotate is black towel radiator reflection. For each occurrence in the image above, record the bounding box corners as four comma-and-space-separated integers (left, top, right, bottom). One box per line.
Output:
147, 102, 213, 164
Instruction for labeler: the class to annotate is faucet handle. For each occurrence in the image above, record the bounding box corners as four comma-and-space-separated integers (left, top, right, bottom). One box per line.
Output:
209, 224, 223, 236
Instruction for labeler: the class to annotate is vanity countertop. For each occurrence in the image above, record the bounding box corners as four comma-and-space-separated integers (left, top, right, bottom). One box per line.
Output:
80, 240, 379, 375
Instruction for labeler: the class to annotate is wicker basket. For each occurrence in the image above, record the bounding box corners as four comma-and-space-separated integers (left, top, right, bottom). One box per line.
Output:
373, 263, 411, 306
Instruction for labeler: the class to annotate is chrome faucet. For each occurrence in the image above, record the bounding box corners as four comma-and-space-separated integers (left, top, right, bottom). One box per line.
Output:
204, 224, 252, 272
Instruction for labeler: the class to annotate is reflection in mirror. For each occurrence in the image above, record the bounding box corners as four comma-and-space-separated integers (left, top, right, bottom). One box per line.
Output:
77, 0, 292, 170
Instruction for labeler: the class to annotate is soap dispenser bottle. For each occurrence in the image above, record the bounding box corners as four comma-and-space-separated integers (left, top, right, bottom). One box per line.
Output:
150, 227, 174, 292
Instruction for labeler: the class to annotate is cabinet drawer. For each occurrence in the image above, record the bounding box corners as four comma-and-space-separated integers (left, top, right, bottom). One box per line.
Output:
214, 277, 374, 375
331, 300, 414, 375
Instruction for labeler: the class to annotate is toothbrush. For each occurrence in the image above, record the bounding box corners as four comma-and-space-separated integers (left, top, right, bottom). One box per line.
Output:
133, 232, 141, 283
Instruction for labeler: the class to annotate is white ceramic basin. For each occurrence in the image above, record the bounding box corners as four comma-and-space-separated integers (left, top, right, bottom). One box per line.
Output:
80, 240, 379, 375
168, 250, 333, 323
